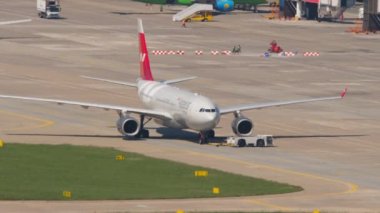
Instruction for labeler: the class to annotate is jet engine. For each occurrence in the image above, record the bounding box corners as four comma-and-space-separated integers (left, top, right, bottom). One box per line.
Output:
231, 116, 253, 136
117, 116, 140, 136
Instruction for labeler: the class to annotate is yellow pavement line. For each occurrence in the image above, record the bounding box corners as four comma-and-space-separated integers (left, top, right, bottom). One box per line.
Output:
247, 198, 294, 211
0, 109, 55, 131
189, 150, 358, 193
185, 150, 359, 210
256, 121, 360, 195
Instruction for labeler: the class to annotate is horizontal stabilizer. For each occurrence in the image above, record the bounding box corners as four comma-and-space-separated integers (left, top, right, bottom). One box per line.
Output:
162, 76, 197, 84
81, 76, 137, 87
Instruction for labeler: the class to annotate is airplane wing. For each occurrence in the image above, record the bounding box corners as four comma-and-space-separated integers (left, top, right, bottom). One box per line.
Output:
219, 88, 347, 115
82, 75, 197, 86
162, 76, 197, 84
81, 76, 137, 87
0, 95, 172, 120
0, 19, 32, 26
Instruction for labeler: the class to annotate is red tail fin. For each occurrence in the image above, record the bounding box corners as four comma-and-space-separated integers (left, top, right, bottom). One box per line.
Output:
138, 19, 154, 81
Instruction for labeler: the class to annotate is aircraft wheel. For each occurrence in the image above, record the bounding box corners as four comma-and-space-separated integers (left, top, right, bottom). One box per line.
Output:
207, 130, 215, 138
257, 139, 265, 147
198, 137, 208, 145
198, 133, 209, 145
237, 139, 246, 147
135, 129, 149, 139
140, 129, 150, 138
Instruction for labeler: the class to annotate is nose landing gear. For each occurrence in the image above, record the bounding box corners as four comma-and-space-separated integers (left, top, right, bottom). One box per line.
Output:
198, 129, 215, 145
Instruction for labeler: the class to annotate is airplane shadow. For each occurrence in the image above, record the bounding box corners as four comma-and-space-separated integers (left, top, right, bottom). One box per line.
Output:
273, 134, 366, 139
147, 127, 225, 142
7, 128, 200, 143
7, 131, 366, 144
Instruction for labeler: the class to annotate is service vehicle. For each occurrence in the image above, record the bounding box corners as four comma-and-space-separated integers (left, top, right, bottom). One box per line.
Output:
226, 135, 274, 147
37, 0, 61, 19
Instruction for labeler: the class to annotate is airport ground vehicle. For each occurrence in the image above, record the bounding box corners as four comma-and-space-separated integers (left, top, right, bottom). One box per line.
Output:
226, 135, 273, 147
37, 0, 61, 19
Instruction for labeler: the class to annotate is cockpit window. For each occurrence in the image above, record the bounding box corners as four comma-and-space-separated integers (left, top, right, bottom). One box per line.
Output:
199, 108, 216, 113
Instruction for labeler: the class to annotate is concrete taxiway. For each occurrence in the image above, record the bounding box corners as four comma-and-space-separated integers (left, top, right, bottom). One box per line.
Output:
1, 0, 380, 212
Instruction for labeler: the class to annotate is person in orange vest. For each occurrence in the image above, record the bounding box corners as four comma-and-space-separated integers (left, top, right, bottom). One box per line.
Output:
268, 40, 283, 53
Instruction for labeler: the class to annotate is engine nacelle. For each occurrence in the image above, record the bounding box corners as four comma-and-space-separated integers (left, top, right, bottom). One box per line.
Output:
117, 116, 140, 136
231, 116, 253, 136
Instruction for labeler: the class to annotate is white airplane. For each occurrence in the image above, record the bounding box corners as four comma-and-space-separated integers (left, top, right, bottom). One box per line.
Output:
0, 19, 347, 144
0, 19, 31, 26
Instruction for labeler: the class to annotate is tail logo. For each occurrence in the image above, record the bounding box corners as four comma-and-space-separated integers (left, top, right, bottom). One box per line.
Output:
140, 53, 146, 63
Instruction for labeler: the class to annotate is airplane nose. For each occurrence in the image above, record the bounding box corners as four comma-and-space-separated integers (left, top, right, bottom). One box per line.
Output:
204, 111, 220, 128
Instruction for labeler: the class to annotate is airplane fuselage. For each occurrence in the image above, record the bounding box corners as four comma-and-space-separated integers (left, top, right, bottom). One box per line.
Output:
137, 79, 220, 131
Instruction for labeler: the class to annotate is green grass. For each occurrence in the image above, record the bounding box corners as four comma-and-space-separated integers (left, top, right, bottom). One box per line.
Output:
0, 143, 302, 200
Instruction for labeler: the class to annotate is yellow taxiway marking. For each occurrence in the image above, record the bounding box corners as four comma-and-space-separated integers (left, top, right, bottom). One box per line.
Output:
186, 150, 359, 211
247, 198, 294, 212
0, 109, 54, 131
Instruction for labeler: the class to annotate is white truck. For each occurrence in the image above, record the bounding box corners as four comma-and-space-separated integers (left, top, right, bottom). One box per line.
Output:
226, 135, 273, 147
37, 0, 61, 19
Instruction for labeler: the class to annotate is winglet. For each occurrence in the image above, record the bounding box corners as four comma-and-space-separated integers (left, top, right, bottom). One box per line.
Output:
340, 87, 348, 98
138, 19, 154, 81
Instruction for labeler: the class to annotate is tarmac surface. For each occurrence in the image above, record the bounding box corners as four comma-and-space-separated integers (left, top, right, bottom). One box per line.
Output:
1, 0, 380, 212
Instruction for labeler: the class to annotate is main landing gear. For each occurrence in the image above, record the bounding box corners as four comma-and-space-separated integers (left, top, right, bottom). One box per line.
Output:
198, 130, 215, 145
135, 115, 151, 139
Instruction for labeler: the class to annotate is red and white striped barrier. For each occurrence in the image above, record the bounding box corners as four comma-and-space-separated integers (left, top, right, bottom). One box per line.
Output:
176, 50, 185, 55
152, 50, 167, 55
167, 50, 176, 55
283, 51, 296, 57
152, 50, 185, 55
194, 50, 203, 55
221, 50, 232, 55
211, 50, 219, 55
303, 52, 320, 57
